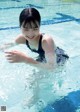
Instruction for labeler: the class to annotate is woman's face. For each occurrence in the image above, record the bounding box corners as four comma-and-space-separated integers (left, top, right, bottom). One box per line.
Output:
21, 21, 40, 40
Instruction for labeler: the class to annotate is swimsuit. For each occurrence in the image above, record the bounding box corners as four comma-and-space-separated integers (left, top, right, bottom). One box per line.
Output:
26, 35, 46, 62
26, 35, 69, 64
55, 47, 69, 64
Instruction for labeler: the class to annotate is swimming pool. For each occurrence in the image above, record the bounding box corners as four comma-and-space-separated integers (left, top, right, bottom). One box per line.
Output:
0, 0, 80, 112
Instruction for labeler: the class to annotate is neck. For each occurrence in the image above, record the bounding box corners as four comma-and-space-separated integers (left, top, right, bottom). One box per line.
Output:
29, 34, 41, 45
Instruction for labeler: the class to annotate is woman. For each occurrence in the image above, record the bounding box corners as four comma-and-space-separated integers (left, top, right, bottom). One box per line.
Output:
1, 7, 69, 70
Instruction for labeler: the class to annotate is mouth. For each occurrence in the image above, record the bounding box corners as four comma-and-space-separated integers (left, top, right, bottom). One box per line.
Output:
25, 35, 35, 39
28, 36, 34, 39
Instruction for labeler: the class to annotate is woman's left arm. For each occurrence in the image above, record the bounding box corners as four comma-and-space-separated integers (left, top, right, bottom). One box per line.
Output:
41, 35, 57, 69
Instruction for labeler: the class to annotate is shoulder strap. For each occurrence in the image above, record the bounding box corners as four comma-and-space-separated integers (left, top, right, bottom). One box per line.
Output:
38, 35, 42, 51
26, 40, 32, 50
26, 34, 45, 54
26, 40, 39, 53
38, 35, 45, 56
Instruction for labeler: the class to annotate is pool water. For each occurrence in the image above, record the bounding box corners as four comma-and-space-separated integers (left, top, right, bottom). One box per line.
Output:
0, 0, 80, 112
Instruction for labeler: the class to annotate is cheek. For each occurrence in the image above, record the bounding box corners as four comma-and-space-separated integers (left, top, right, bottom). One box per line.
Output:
35, 31, 39, 35
22, 30, 27, 36
35, 30, 39, 35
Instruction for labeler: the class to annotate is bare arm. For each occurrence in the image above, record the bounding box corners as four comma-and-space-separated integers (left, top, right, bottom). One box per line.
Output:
41, 35, 57, 69
15, 34, 26, 44
0, 34, 26, 51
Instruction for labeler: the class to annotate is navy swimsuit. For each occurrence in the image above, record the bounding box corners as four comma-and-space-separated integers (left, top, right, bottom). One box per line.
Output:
26, 35, 69, 64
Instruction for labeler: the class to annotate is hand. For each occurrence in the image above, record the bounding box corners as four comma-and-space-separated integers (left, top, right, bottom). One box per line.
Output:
5, 50, 27, 63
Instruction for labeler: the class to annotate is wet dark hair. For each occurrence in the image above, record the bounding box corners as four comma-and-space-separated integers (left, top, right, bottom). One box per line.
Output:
19, 8, 41, 28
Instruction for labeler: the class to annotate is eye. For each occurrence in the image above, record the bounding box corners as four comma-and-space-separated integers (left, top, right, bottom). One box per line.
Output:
33, 28, 38, 30
23, 28, 29, 31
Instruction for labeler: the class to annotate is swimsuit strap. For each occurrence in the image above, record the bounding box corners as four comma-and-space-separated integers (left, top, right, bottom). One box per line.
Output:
38, 35, 45, 55
26, 34, 45, 55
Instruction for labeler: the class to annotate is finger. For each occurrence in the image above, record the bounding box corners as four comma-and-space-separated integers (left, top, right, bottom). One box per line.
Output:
5, 53, 15, 58
8, 60, 15, 63
5, 54, 13, 57
5, 51, 14, 54
6, 57, 15, 63
5, 51, 16, 55
7, 59, 17, 63
6, 57, 13, 60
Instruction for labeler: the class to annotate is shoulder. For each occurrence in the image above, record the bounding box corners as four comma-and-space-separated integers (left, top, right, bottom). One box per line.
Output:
42, 34, 54, 42
15, 34, 26, 44
42, 34, 56, 49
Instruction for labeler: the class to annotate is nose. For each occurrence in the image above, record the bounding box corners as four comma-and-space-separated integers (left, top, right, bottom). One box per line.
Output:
27, 29, 35, 38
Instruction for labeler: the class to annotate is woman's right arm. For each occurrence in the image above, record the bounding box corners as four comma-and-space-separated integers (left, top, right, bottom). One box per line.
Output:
0, 34, 26, 51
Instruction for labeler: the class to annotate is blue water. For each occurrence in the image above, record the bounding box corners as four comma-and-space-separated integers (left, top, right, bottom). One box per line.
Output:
0, 0, 80, 112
